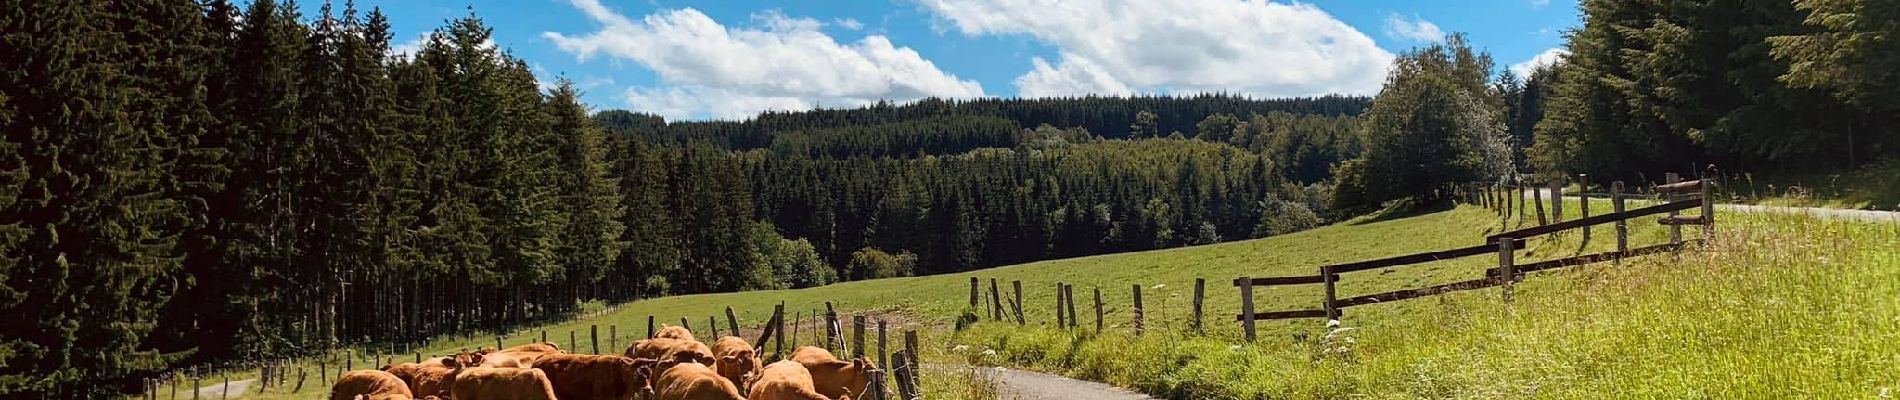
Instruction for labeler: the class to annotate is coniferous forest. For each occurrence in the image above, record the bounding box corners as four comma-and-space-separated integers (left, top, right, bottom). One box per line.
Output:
3, 0, 1897, 397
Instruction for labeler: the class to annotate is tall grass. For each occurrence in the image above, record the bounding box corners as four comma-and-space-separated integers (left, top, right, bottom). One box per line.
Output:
949, 212, 1900, 398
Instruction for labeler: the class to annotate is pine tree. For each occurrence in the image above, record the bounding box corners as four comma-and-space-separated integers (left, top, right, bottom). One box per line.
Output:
0, 1, 207, 395
548, 79, 628, 301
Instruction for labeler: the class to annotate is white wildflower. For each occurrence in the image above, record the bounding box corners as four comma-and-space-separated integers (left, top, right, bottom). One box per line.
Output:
981, 349, 997, 357
951, 345, 970, 352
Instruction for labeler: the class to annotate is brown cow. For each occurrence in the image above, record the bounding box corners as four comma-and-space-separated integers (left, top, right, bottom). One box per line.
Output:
490, 342, 563, 366
627, 338, 717, 368
711, 336, 763, 390
382, 352, 481, 399
790, 346, 873, 400
655, 325, 696, 341
532, 353, 658, 400
749, 360, 847, 400
654, 362, 745, 400
331, 369, 415, 400
450, 367, 560, 400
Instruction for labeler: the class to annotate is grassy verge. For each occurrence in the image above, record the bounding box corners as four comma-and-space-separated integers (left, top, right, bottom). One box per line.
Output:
948, 211, 1899, 398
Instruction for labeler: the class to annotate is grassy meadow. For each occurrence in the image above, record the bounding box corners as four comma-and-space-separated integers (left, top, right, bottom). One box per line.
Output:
166, 199, 1897, 399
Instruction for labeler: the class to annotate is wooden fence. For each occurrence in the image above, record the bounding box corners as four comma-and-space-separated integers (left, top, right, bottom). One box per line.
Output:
1234, 177, 1715, 341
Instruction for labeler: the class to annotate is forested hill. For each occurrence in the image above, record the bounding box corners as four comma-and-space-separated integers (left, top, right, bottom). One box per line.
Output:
588, 96, 1369, 294
595, 94, 1370, 151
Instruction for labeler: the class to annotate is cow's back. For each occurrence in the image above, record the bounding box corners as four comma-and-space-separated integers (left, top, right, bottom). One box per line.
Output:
331, 370, 414, 400
534, 353, 651, 400
656, 362, 744, 400
492, 342, 562, 365
451, 367, 558, 400
749, 360, 832, 400
381, 361, 456, 399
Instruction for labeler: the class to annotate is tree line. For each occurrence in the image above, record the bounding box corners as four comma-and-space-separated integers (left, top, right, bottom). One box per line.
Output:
1528, 0, 1898, 181
0, 2, 1370, 396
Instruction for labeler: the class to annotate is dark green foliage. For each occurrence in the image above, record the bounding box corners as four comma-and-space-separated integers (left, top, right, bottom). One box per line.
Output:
0, 1, 216, 395
1336, 34, 1511, 210
1534, 0, 1898, 180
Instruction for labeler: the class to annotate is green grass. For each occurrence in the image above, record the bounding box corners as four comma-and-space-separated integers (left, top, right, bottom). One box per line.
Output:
947, 208, 1900, 398
156, 199, 1894, 398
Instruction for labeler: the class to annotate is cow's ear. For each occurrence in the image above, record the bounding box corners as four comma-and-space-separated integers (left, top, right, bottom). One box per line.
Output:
852, 358, 869, 370
721, 355, 738, 364
441, 356, 461, 368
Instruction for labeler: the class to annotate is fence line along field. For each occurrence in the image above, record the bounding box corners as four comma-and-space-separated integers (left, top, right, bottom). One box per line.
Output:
147, 174, 1701, 399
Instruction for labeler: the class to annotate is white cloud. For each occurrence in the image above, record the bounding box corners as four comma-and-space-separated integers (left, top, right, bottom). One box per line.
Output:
917, 0, 1392, 98
391, 33, 428, 59
543, 0, 984, 120
1383, 14, 1444, 43
1510, 47, 1568, 77
1531, 0, 1552, 8
834, 17, 864, 30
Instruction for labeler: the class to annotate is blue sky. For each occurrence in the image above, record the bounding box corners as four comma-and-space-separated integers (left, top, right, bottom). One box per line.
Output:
319, 0, 1580, 120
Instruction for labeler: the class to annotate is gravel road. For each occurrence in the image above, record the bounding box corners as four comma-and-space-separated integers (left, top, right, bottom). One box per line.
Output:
1520, 188, 1899, 224
190, 378, 253, 399
952, 365, 1160, 400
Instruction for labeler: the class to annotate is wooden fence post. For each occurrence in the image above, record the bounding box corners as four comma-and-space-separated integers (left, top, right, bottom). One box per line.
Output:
825, 303, 841, 353
541, 330, 548, 344
968, 277, 979, 310
774, 303, 786, 358
1191, 278, 1205, 334
867, 367, 888, 400
902, 330, 921, 391
1701, 177, 1715, 238
1055, 282, 1067, 327
1580, 175, 1591, 241
1552, 180, 1564, 223
1239, 277, 1256, 342
570, 330, 578, 354
1064, 283, 1078, 329
727, 307, 740, 338
610, 325, 617, 354
1666, 173, 1683, 246
681, 317, 690, 331
495, 336, 503, 351
1533, 181, 1548, 226
194, 368, 202, 400
1093, 287, 1104, 333
1499, 239, 1516, 306
791, 311, 802, 349
292, 367, 304, 394
1007, 280, 1022, 325
591, 325, 599, 354
891, 352, 916, 400
171, 372, 179, 399
221, 373, 229, 400
1613, 181, 1628, 255
853, 315, 867, 358
1321, 265, 1339, 322
988, 279, 1003, 321
647, 316, 655, 339
877, 319, 889, 371
1132, 284, 1144, 336
709, 316, 718, 338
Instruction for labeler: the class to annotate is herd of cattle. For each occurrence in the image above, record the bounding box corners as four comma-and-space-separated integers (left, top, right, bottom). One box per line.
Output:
331, 326, 874, 400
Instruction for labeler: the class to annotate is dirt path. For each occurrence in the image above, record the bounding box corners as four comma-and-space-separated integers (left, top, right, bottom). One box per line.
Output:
1520, 188, 1899, 224
932, 364, 1159, 400
189, 378, 253, 399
